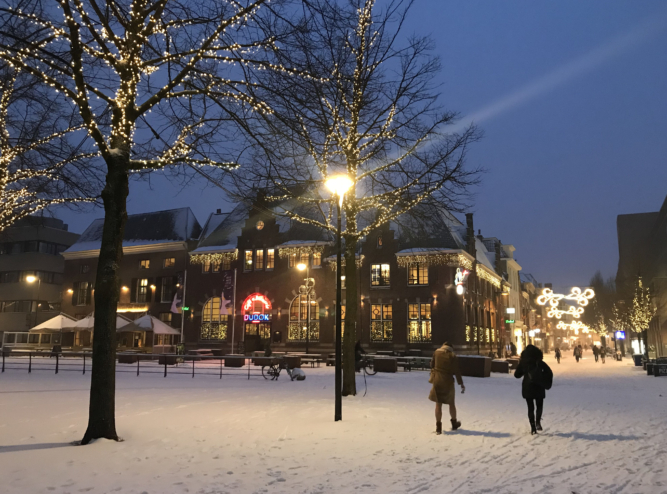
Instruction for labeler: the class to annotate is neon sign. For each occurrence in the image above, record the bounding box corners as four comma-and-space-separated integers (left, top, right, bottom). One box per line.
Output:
242, 293, 272, 312
615, 330, 626, 340
244, 314, 270, 323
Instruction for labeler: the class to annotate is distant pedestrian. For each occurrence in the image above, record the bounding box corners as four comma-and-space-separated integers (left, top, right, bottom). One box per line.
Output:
514, 344, 553, 435
600, 346, 606, 364
554, 347, 561, 364
573, 345, 582, 363
354, 339, 366, 372
510, 341, 517, 357
429, 342, 465, 434
592, 345, 599, 362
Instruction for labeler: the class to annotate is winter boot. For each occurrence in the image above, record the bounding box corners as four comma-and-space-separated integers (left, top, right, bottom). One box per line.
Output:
530, 421, 537, 435
451, 418, 461, 431
536, 420, 543, 432
436, 422, 442, 435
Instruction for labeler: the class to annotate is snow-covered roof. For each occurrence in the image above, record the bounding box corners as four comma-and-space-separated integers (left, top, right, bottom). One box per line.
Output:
65, 208, 201, 253
190, 244, 237, 254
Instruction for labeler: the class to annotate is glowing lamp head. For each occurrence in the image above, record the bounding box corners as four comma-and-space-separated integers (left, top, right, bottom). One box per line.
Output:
456, 284, 465, 295
297, 263, 307, 271
121, 286, 129, 292
325, 175, 353, 199
67, 288, 73, 294
26, 275, 37, 283
150, 284, 156, 290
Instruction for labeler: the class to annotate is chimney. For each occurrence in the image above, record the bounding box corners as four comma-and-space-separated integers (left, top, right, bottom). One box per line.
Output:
216, 209, 222, 214
465, 213, 476, 258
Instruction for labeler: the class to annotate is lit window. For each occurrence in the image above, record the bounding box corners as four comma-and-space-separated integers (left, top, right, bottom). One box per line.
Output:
266, 249, 275, 270
159, 312, 172, 324
377, 235, 383, 248
300, 252, 309, 266
211, 260, 221, 273
222, 256, 231, 271
200, 297, 228, 340
287, 294, 320, 342
341, 275, 346, 290
312, 252, 321, 267
289, 253, 297, 268
408, 263, 428, 285
408, 303, 432, 343
202, 259, 211, 273
244, 250, 253, 271
140, 259, 150, 269
371, 264, 390, 287
256, 249, 264, 270
163, 258, 175, 268
137, 279, 148, 303
371, 304, 392, 342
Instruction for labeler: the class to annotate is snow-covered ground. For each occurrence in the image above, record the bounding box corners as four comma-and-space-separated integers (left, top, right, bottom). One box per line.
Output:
1, 352, 666, 494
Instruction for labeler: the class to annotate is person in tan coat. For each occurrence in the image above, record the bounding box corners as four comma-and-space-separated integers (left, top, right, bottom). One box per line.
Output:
429, 342, 465, 434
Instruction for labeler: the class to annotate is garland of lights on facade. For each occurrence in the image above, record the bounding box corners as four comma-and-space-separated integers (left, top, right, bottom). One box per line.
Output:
395, 252, 473, 270
277, 245, 326, 260
189, 250, 238, 265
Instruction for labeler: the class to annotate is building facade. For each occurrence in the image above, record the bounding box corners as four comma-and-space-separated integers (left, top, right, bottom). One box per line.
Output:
61, 208, 201, 349
0, 216, 79, 342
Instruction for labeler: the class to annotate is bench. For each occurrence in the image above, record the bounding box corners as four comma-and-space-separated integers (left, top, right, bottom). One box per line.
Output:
224, 355, 246, 368
491, 360, 510, 373
301, 357, 322, 368
373, 357, 397, 373
188, 349, 214, 361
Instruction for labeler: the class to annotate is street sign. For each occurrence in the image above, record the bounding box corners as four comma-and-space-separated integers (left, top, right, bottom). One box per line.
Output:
505, 319, 515, 324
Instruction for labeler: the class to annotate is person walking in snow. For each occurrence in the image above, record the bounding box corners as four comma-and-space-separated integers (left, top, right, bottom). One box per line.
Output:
592, 345, 599, 363
428, 342, 465, 434
514, 344, 553, 435
554, 347, 561, 364
599, 346, 606, 364
573, 345, 582, 363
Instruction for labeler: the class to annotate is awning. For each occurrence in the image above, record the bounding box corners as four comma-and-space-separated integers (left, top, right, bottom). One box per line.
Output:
29, 313, 78, 332
117, 314, 181, 335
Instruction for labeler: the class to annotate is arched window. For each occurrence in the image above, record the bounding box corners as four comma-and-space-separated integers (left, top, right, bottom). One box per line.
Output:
200, 297, 228, 340
288, 294, 320, 342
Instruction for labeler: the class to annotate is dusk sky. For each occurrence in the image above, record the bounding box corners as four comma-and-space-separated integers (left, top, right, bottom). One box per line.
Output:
56, 0, 667, 291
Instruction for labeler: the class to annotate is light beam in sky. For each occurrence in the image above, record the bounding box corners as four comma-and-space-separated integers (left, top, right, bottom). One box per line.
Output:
448, 9, 667, 134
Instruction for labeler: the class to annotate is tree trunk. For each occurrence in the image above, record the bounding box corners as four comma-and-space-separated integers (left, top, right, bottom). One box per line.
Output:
342, 235, 357, 396
80, 153, 129, 445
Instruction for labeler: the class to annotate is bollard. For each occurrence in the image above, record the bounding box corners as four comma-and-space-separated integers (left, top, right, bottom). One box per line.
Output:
164, 359, 167, 378
83, 353, 86, 375
220, 358, 223, 379
192, 358, 195, 378
29, 352, 32, 373
2, 350, 4, 372
55, 353, 59, 374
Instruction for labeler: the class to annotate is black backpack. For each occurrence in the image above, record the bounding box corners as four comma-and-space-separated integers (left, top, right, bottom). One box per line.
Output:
539, 361, 553, 390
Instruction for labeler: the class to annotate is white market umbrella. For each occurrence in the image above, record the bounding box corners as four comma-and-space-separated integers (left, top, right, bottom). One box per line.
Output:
67, 313, 133, 331
29, 313, 78, 332
117, 314, 180, 335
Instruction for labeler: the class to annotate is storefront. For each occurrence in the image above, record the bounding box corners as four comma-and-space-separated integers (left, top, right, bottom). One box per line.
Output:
242, 293, 272, 351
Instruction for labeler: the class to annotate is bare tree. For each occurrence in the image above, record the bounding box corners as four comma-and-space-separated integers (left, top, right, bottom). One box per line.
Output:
0, 37, 99, 230
0, 0, 285, 443
225, 0, 480, 395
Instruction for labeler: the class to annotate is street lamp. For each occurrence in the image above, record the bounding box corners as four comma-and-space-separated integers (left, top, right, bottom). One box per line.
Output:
297, 262, 314, 354
26, 274, 41, 328
325, 174, 353, 422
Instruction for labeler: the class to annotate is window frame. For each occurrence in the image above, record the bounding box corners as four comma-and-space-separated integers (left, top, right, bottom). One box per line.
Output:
408, 302, 432, 343
163, 257, 176, 269
139, 259, 150, 270
408, 263, 428, 286
137, 278, 148, 303
244, 250, 253, 271
371, 263, 391, 287
266, 249, 275, 270
255, 249, 264, 270
370, 303, 393, 343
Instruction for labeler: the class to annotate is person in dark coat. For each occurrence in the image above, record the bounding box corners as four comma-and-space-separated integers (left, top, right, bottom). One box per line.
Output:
354, 340, 366, 372
573, 345, 582, 362
554, 347, 561, 364
510, 342, 517, 357
514, 344, 553, 435
592, 345, 599, 362
599, 346, 606, 363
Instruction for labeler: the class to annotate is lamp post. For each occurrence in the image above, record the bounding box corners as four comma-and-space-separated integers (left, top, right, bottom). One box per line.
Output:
26, 274, 41, 328
297, 262, 313, 354
326, 175, 353, 422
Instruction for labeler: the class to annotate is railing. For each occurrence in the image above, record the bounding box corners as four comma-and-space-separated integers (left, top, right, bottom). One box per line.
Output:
0, 350, 268, 380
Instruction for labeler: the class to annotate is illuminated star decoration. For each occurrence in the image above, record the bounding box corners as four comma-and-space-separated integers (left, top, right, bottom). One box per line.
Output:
537, 287, 595, 319
547, 305, 584, 319
556, 320, 590, 334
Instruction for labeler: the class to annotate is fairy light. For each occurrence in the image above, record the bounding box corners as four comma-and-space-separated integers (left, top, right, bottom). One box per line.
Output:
537, 287, 595, 308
